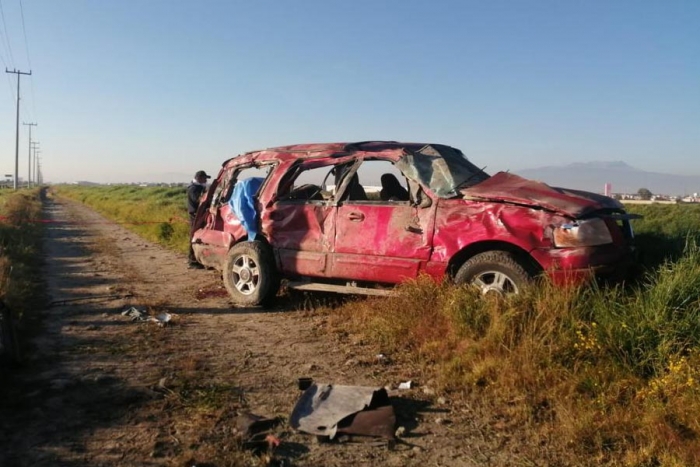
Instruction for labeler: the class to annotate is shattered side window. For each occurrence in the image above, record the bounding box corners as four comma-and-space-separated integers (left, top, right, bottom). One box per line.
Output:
213, 164, 273, 207
395, 145, 489, 198
341, 159, 410, 203
210, 167, 236, 207
276, 163, 338, 202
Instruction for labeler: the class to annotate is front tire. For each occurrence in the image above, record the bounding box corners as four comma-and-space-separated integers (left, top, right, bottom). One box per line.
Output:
223, 241, 280, 307
454, 251, 532, 296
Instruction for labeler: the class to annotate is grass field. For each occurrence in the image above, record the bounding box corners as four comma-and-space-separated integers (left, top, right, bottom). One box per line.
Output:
0, 188, 46, 363
53, 185, 191, 253
52, 185, 700, 464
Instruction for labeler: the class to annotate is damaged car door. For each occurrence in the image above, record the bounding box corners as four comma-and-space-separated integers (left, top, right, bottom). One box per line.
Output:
331, 159, 436, 283
261, 161, 338, 277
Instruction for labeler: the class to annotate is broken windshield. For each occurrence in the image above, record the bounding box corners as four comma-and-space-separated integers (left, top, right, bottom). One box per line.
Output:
395, 145, 490, 198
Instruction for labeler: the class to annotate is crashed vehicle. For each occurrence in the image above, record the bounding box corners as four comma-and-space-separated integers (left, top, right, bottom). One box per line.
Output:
191, 142, 636, 306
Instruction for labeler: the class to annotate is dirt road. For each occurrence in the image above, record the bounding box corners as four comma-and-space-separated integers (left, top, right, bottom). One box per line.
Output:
0, 196, 508, 466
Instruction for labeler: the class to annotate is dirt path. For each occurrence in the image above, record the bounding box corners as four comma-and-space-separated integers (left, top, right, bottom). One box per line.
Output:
0, 196, 510, 466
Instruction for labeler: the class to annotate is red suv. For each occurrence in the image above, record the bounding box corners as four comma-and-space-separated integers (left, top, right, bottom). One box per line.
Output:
191, 142, 636, 306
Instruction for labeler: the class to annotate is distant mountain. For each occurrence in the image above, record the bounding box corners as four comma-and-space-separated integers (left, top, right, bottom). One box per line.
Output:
513, 162, 700, 196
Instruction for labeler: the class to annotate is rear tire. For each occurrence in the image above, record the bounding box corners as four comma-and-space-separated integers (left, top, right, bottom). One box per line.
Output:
454, 251, 532, 296
223, 241, 280, 307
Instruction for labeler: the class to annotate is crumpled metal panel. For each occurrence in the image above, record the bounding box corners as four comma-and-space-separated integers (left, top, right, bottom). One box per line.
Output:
335, 404, 396, 440
462, 171, 622, 218
290, 384, 395, 440
431, 200, 556, 263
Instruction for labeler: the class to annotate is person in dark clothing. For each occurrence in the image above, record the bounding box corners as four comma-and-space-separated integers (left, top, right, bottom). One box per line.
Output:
187, 170, 210, 268
380, 173, 409, 201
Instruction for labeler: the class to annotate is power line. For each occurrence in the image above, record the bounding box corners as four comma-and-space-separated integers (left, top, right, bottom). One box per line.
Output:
18, 0, 36, 121
0, 47, 15, 101
0, 2, 14, 102
0, 0, 15, 67
18, 0, 29, 68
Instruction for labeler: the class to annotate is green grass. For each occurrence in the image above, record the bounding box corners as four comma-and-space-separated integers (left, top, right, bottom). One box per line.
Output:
53, 185, 191, 253
626, 203, 700, 269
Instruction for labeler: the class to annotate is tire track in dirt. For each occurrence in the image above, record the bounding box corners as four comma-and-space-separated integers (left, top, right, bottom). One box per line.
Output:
0, 196, 506, 466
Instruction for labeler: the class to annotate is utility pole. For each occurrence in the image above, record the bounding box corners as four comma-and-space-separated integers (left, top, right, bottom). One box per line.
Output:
23, 122, 37, 187
34, 151, 41, 185
6, 69, 32, 190
30, 141, 39, 185
37, 156, 42, 185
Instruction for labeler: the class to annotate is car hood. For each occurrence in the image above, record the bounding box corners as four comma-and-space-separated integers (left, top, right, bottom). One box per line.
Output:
461, 171, 623, 218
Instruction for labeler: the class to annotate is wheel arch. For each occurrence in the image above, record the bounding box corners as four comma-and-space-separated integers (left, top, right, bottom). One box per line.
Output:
230, 233, 272, 248
446, 241, 543, 279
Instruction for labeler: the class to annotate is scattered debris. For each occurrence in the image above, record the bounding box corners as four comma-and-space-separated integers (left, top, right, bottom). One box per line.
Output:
422, 386, 436, 396
233, 412, 283, 455
122, 307, 147, 321
290, 383, 396, 442
121, 307, 172, 327
398, 381, 413, 390
298, 377, 313, 390
437, 396, 447, 405
394, 426, 406, 438
153, 312, 172, 327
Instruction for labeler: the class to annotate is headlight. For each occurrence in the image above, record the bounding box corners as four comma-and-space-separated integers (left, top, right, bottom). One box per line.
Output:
552, 218, 613, 247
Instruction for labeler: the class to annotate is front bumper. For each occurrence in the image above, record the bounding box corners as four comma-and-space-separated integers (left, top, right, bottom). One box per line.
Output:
532, 243, 636, 286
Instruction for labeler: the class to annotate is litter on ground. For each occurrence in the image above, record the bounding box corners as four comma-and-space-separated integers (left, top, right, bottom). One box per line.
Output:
290, 383, 396, 442
397, 381, 413, 390
121, 307, 172, 326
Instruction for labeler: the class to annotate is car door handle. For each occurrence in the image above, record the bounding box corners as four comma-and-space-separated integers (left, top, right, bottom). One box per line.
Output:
347, 212, 365, 222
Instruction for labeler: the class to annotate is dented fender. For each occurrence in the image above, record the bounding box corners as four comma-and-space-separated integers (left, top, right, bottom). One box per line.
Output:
431, 199, 559, 265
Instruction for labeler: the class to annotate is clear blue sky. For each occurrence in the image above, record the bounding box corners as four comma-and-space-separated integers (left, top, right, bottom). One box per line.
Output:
0, 0, 698, 183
